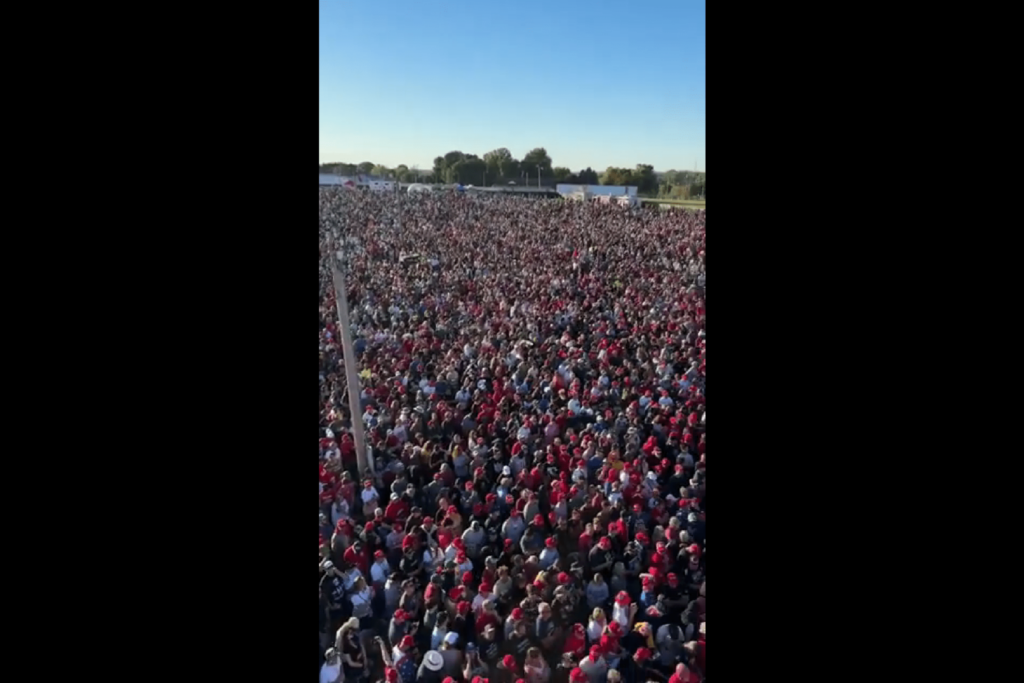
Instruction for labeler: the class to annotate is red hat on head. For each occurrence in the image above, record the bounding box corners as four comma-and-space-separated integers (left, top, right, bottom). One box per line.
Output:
667, 572, 679, 584
615, 591, 631, 606
374, 550, 385, 558
642, 576, 654, 588
400, 635, 415, 649
457, 600, 471, 615
479, 582, 492, 593
571, 669, 588, 683
545, 537, 557, 548
608, 621, 622, 637
573, 622, 585, 635
558, 572, 571, 585
449, 586, 465, 601
688, 543, 701, 556
456, 551, 467, 562
485, 493, 497, 502
502, 655, 517, 672
393, 609, 408, 621
533, 514, 545, 526
511, 607, 524, 620
589, 646, 603, 661
364, 522, 375, 533
453, 538, 465, 550
635, 532, 649, 545
422, 517, 434, 527
505, 494, 515, 504
599, 537, 612, 548
465, 481, 475, 491
633, 503, 643, 512
443, 678, 455, 683
504, 538, 514, 548
447, 506, 458, 515
599, 635, 613, 651
385, 668, 399, 683
634, 647, 652, 662
473, 503, 485, 515
656, 542, 666, 552
364, 480, 373, 488
462, 572, 473, 584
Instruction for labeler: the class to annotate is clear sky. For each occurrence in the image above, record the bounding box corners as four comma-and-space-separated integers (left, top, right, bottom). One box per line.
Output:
319, 0, 705, 173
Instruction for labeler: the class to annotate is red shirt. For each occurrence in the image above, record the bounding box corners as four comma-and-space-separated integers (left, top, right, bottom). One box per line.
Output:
563, 633, 587, 658
343, 546, 369, 576
475, 611, 500, 635
385, 500, 409, 524
578, 532, 592, 554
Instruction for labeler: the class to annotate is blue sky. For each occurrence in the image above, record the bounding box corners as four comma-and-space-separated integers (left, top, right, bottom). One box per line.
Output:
319, 0, 705, 173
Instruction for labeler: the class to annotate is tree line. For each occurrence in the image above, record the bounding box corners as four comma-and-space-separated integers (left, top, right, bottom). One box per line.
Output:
319, 146, 704, 199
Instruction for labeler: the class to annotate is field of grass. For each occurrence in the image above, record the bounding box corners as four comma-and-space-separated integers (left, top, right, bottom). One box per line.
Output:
642, 198, 706, 209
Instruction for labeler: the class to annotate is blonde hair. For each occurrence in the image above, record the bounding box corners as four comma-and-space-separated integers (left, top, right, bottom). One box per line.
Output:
592, 607, 605, 621
607, 671, 621, 683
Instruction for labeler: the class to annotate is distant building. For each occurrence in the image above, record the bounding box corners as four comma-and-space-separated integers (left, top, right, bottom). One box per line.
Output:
556, 184, 638, 198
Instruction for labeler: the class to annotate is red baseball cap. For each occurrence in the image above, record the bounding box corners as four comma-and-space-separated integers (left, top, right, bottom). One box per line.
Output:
608, 621, 622, 637
545, 537, 557, 548
634, 647, 652, 662
479, 582, 492, 593
571, 669, 588, 683
447, 506, 458, 515
511, 607, 524, 620
589, 646, 603, 660
386, 668, 399, 683
400, 635, 414, 649
449, 587, 465, 601
533, 514, 545, 526
374, 550, 385, 558
599, 537, 612, 548
502, 655, 517, 671
457, 600, 471, 615
615, 591, 631, 606
558, 572, 571, 584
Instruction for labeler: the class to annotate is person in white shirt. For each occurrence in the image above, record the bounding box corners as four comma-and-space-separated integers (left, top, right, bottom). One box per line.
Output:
360, 481, 379, 516
370, 552, 390, 585
320, 648, 343, 683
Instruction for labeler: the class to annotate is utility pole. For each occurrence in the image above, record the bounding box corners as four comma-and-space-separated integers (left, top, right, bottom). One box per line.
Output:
328, 234, 371, 479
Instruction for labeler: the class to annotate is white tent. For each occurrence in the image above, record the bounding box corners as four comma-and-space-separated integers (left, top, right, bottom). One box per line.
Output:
407, 183, 432, 194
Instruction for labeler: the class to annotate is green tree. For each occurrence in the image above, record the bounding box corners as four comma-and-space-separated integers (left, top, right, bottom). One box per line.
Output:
443, 151, 465, 168
357, 162, 375, 175
633, 164, 658, 195
552, 167, 573, 182
432, 156, 446, 181
521, 147, 553, 178
483, 147, 512, 176
333, 163, 357, 176
458, 157, 487, 185
371, 164, 391, 178
600, 167, 633, 186
577, 167, 599, 184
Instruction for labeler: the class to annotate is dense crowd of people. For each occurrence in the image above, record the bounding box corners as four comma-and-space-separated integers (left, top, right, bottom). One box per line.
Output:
319, 189, 706, 683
